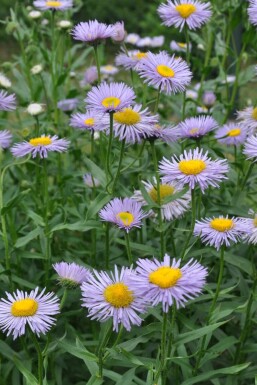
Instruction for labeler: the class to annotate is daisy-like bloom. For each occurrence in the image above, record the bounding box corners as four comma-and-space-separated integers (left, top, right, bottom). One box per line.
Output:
158, 0, 212, 32
170, 40, 191, 52
57, 98, 79, 111
0, 73, 12, 89
159, 148, 229, 193
237, 106, 257, 135
133, 178, 191, 220
196, 106, 209, 114
248, 0, 257, 27
145, 123, 179, 143
31, 64, 43, 75
0, 130, 12, 149
27, 103, 45, 116
11, 135, 70, 158
72, 20, 115, 45
98, 104, 158, 143
138, 51, 192, 95
69, 110, 104, 132
243, 135, 257, 161
33, 0, 73, 10
125, 33, 140, 45
112, 21, 126, 42
85, 82, 136, 113
100, 65, 119, 76
58, 20, 72, 29
81, 266, 147, 332
151, 36, 165, 48
53, 262, 91, 287
28, 10, 42, 19
194, 216, 248, 250
99, 197, 146, 232
202, 91, 216, 107
0, 287, 59, 339
82, 66, 98, 86
215, 122, 247, 146
186, 89, 198, 100
136, 37, 152, 48
241, 210, 257, 245
134, 254, 207, 312
115, 50, 148, 71
0, 90, 16, 111
83, 173, 101, 187
175, 115, 218, 139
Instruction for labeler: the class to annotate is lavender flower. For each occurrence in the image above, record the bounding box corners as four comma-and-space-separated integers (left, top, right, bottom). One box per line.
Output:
69, 110, 105, 132
0, 130, 12, 149
53, 262, 91, 287
11, 135, 70, 158
243, 135, 257, 161
57, 98, 79, 112
115, 50, 148, 71
33, 0, 73, 10
215, 123, 247, 146
72, 20, 116, 45
0, 91, 16, 111
175, 115, 218, 139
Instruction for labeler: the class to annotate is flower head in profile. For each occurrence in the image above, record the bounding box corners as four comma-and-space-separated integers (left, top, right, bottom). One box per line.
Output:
112, 21, 126, 42
33, 0, 73, 10
0, 91, 16, 111
248, 0, 257, 27
27, 103, 45, 116
72, 20, 115, 45
133, 254, 207, 312
85, 82, 136, 113
11, 135, 70, 158
159, 148, 229, 193
69, 110, 105, 132
241, 210, 257, 245
237, 106, 257, 135
115, 50, 148, 71
170, 40, 191, 52
81, 266, 147, 331
202, 91, 216, 108
145, 123, 179, 143
133, 178, 190, 221
138, 51, 192, 95
53, 262, 91, 288
100, 65, 119, 76
175, 115, 218, 139
81, 66, 98, 86
83, 173, 101, 188
99, 197, 146, 232
125, 33, 140, 45
57, 98, 79, 112
0, 130, 12, 149
151, 36, 165, 48
215, 123, 247, 146
243, 135, 257, 161
0, 287, 59, 339
194, 216, 248, 250
0, 73, 11, 89
158, 0, 212, 31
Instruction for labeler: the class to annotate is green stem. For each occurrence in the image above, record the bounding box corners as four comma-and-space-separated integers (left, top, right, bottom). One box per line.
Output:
241, 163, 254, 190
97, 323, 113, 378
180, 189, 196, 260
105, 223, 110, 269
43, 161, 51, 285
154, 86, 161, 114
154, 312, 168, 385
111, 139, 126, 194
29, 329, 43, 385
125, 231, 133, 265
121, 141, 145, 173
94, 45, 101, 83
185, 25, 190, 64
60, 288, 68, 310
106, 112, 114, 193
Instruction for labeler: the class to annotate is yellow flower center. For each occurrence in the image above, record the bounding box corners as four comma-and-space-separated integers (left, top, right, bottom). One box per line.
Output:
104, 282, 134, 307
210, 218, 234, 232
102, 96, 121, 109
116, 211, 134, 226
29, 137, 52, 146
175, 4, 197, 18
149, 184, 175, 203
156, 64, 175, 78
252, 107, 257, 120
189, 128, 199, 135
253, 217, 257, 227
11, 298, 38, 317
46, 1, 62, 7
149, 266, 182, 289
135, 52, 147, 60
84, 118, 95, 126
228, 128, 241, 137
114, 108, 141, 125
178, 42, 186, 48
178, 159, 206, 175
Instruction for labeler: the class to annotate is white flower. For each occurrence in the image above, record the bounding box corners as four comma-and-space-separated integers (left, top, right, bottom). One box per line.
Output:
58, 20, 72, 29
27, 103, 45, 116
28, 10, 42, 19
31, 64, 43, 75
0, 73, 11, 89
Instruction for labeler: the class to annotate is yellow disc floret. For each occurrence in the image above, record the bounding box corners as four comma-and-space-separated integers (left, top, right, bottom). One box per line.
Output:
29, 137, 52, 146
114, 108, 141, 125
46, 1, 62, 7
253, 217, 257, 227
228, 128, 241, 137
102, 97, 121, 109
175, 4, 197, 18
178, 43, 187, 48
104, 282, 134, 307
11, 298, 38, 317
156, 65, 175, 78
178, 159, 206, 175
210, 218, 234, 232
116, 211, 134, 226
149, 184, 175, 204
149, 266, 182, 288
252, 107, 257, 120
189, 128, 199, 135
135, 52, 147, 60
84, 118, 95, 126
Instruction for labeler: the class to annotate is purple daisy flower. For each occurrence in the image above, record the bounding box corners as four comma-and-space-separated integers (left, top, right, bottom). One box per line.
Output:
0, 287, 60, 339
0, 90, 16, 111
99, 197, 147, 232
136, 37, 152, 48
81, 266, 147, 332
0, 130, 12, 149
194, 216, 248, 250
145, 123, 179, 143
57, 98, 79, 112
133, 178, 191, 221
248, 0, 257, 27
159, 148, 229, 193
202, 91, 216, 107
11, 135, 70, 158
81, 66, 98, 86
133, 254, 207, 312
85, 82, 136, 113
125, 33, 140, 45
215, 122, 247, 146
241, 210, 257, 245
53, 262, 91, 287
158, 0, 212, 31
100, 65, 119, 76
83, 173, 101, 188
175, 115, 218, 139
115, 50, 148, 71
151, 36, 165, 48
138, 51, 192, 95
33, 0, 73, 10
237, 107, 257, 135
170, 40, 191, 52
69, 110, 105, 132
72, 20, 116, 45
112, 21, 126, 42
243, 135, 257, 161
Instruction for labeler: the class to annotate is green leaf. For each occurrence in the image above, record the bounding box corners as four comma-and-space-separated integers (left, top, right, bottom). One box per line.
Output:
50, 220, 100, 233
174, 321, 228, 346
162, 187, 189, 204
84, 158, 106, 186
86, 376, 103, 385
224, 253, 253, 276
58, 339, 97, 363
1, 189, 31, 215
86, 192, 111, 219
115, 238, 155, 254
14, 227, 42, 248
13, 358, 38, 385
